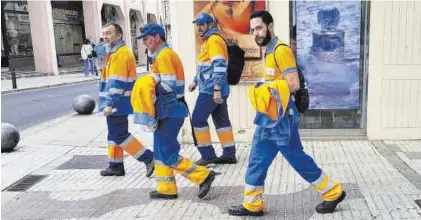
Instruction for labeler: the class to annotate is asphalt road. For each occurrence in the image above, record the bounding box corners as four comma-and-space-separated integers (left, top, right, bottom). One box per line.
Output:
1, 81, 99, 131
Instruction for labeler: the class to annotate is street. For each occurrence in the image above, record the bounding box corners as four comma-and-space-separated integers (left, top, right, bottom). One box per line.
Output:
1, 81, 98, 131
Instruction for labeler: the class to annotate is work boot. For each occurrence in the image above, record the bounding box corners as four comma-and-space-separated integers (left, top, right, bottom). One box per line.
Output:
228, 205, 264, 216
100, 167, 125, 176
195, 157, 219, 166
198, 171, 216, 198
215, 155, 237, 164
315, 191, 346, 214
145, 161, 154, 178
149, 190, 178, 199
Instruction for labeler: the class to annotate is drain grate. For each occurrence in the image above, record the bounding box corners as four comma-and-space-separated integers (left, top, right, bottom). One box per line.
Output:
416, 199, 421, 208
4, 175, 48, 192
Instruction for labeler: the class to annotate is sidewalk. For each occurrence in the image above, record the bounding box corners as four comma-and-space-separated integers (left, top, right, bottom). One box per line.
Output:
1, 111, 421, 219
1, 66, 147, 94
1, 74, 99, 94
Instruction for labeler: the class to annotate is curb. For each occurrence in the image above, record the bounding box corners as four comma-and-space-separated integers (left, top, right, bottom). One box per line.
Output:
1, 78, 99, 95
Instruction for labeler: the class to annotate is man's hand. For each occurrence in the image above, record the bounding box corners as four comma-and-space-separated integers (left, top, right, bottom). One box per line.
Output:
188, 82, 197, 92
213, 91, 224, 104
103, 106, 113, 116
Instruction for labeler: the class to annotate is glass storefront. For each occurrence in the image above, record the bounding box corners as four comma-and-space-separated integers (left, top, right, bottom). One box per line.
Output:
101, 4, 117, 25
51, 1, 84, 56
130, 10, 139, 61
1, 0, 33, 58
290, 1, 370, 130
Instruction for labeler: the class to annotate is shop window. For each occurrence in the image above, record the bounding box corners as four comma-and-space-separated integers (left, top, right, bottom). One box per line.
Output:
51, 1, 84, 57
291, 1, 370, 129
1, 1, 33, 57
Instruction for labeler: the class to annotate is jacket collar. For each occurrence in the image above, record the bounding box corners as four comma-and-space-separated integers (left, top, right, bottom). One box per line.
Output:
202, 28, 218, 40
109, 39, 125, 53
264, 36, 279, 55
150, 43, 169, 64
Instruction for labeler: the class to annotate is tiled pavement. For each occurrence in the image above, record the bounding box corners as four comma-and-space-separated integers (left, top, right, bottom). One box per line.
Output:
1, 112, 421, 220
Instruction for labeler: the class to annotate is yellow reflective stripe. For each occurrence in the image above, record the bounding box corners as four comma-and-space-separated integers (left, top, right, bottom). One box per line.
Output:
314, 175, 330, 191
221, 143, 235, 148
176, 80, 184, 86
155, 160, 165, 165
108, 75, 137, 82
120, 135, 134, 148
160, 74, 177, 81
245, 184, 264, 192
156, 176, 176, 182
243, 194, 263, 203
214, 67, 227, 72
311, 173, 326, 187
109, 88, 124, 94
182, 163, 197, 178
194, 127, 209, 131
216, 126, 232, 132
172, 156, 183, 168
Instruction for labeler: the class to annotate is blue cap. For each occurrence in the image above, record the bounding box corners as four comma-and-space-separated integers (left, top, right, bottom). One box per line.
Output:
135, 23, 166, 39
193, 13, 214, 24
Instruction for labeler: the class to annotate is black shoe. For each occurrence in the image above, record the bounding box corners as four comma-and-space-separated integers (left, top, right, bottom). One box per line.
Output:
315, 191, 346, 214
100, 167, 125, 176
149, 190, 178, 199
145, 161, 154, 178
228, 205, 264, 216
198, 171, 216, 198
195, 157, 219, 166
215, 156, 237, 164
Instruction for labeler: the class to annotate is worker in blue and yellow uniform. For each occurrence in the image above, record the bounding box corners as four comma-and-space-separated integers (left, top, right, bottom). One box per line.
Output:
188, 13, 237, 166
228, 11, 346, 216
98, 23, 154, 178
133, 23, 217, 199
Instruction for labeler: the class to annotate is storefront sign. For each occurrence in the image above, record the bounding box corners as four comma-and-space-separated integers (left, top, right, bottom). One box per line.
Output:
53, 8, 79, 21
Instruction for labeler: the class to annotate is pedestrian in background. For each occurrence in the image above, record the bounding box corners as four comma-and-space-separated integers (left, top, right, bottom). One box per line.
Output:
81, 39, 94, 76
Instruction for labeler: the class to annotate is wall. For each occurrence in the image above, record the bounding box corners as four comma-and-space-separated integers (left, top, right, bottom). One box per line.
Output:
367, 1, 421, 139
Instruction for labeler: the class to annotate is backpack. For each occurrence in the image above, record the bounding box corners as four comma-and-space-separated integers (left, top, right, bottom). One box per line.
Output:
274, 44, 309, 114
211, 34, 245, 85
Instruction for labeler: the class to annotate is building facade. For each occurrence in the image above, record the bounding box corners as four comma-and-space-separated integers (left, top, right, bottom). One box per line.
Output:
1, 0, 420, 140
169, 1, 421, 141
1, 0, 169, 72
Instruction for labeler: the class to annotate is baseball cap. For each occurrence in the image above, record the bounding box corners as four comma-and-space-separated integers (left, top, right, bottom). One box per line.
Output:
135, 23, 166, 39
193, 13, 214, 24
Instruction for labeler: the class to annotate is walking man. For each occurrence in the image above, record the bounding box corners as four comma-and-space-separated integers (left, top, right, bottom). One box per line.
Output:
133, 23, 217, 199
94, 38, 107, 73
99, 23, 154, 178
228, 11, 346, 216
189, 13, 237, 166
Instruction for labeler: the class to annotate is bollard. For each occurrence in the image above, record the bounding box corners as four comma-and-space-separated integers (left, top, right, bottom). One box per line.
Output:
10, 66, 17, 89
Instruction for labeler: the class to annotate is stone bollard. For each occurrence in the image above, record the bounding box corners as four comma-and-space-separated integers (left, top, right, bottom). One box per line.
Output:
73, 94, 96, 114
1, 123, 20, 152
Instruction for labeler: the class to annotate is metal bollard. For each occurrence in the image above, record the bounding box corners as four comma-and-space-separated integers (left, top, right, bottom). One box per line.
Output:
10, 66, 17, 89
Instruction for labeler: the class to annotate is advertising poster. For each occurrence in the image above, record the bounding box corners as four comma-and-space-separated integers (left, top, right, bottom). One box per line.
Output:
296, 1, 361, 109
194, 0, 266, 82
